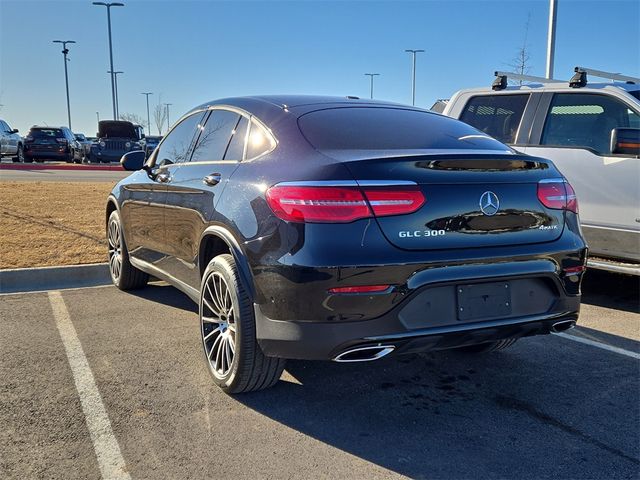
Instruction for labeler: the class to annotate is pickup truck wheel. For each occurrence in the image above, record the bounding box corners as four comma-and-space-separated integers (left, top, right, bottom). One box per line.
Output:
107, 210, 149, 290
12, 144, 24, 162
200, 254, 285, 394
458, 338, 518, 353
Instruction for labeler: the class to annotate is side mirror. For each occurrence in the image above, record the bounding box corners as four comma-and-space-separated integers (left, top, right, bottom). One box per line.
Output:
140, 133, 146, 139
96, 132, 100, 138
610, 127, 640, 156
11, 128, 19, 134
120, 150, 147, 171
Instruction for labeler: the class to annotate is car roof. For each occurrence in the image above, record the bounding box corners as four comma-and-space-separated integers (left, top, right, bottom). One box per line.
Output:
187, 95, 426, 124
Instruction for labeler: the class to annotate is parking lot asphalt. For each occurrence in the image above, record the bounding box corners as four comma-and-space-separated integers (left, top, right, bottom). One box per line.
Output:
1, 270, 638, 479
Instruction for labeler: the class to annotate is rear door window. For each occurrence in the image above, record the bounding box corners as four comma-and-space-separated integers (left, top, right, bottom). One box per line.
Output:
190, 109, 240, 162
540, 93, 640, 154
459, 94, 529, 144
224, 116, 249, 160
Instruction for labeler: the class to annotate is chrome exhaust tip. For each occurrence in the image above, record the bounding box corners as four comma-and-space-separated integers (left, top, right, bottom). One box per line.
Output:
333, 345, 395, 363
551, 320, 576, 333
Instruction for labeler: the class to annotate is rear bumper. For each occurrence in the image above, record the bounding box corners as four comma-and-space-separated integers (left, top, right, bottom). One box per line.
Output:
256, 305, 579, 361
24, 149, 70, 159
254, 259, 582, 360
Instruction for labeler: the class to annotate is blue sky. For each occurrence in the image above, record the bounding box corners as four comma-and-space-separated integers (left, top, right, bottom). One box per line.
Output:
1, 0, 638, 136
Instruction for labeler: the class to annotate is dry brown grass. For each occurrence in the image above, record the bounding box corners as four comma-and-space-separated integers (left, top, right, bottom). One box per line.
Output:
0, 182, 114, 269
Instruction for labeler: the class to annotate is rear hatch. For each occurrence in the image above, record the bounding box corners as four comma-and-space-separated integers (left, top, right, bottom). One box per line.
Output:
343, 154, 566, 250
28, 128, 64, 146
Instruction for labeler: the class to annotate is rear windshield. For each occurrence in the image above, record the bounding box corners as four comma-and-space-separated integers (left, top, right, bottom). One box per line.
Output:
298, 107, 509, 152
30, 128, 64, 139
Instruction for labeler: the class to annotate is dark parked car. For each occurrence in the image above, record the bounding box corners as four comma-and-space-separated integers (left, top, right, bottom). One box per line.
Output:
0, 119, 24, 162
106, 95, 587, 394
72, 133, 92, 163
139, 135, 162, 159
90, 120, 143, 163
24, 126, 75, 162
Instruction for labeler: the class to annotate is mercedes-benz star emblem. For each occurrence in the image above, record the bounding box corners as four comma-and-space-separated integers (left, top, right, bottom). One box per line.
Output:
479, 191, 500, 216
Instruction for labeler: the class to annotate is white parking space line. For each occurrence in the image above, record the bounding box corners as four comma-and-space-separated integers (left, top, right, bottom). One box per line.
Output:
554, 332, 640, 360
48, 291, 131, 480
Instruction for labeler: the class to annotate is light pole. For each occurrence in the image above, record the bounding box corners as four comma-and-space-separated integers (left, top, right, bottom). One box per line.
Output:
93, 2, 124, 120
141, 92, 152, 135
164, 103, 172, 131
545, 0, 558, 79
53, 40, 76, 129
364, 73, 380, 99
405, 49, 425, 106
108, 70, 123, 118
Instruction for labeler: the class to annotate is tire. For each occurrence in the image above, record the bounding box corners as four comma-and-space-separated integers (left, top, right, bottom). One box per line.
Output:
107, 210, 149, 290
458, 338, 518, 354
12, 144, 24, 162
200, 254, 285, 394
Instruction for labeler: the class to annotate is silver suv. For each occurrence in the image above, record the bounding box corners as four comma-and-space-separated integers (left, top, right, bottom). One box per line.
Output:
0, 119, 24, 162
443, 67, 640, 275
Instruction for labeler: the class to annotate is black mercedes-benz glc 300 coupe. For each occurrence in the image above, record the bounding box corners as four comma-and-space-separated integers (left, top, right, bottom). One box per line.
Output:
106, 96, 587, 393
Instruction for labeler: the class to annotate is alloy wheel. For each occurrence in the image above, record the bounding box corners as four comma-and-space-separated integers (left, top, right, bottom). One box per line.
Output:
108, 218, 122, 281
201, 272, 236, 378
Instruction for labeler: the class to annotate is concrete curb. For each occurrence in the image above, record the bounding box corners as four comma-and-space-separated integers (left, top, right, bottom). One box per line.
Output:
0, 263, 111, 294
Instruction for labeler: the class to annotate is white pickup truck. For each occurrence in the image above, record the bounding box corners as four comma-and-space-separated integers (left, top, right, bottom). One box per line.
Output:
442, 67, 640, 275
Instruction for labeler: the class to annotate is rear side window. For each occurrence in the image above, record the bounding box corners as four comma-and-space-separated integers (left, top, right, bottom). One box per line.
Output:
540, 93, 640, 154
459, 94, 529, 144
191, 110, 240, 162
246, 119, 276, 159
298, 107, 509, 152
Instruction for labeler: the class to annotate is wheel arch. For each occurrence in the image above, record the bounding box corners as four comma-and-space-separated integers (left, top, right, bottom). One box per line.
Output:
199, 226, 256, 301
105, 195, 119, 228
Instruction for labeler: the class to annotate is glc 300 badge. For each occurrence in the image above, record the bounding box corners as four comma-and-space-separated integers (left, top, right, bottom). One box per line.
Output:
479, 191, 500, 216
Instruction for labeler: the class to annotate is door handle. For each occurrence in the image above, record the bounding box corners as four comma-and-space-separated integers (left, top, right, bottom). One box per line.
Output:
156, 172, 171, 183
203, 173, 222, 186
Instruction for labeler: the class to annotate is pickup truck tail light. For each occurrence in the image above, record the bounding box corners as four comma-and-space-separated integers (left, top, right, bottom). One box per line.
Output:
265, 185, 425, 223
537, 179, 578, 214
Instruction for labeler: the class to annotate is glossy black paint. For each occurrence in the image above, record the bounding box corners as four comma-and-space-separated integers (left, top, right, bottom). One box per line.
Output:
107, 95, 587, 361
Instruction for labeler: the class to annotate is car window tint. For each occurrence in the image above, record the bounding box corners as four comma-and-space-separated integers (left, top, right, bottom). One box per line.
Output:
224, 116, 249, 160
299, 107, 508, 152
459, 94, 529, 144
30, 129, 64, 139
191, 110, 240, 162
246, 118, 277, 159
154, 112, 204, 166
541, 93, 640, 154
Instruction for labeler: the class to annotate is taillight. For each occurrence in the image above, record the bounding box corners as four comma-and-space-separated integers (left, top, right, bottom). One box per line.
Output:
25, 136, 33, 142
537, 179, 578, 214
265, 185, 425, 223
361, 187, 425, 217
56, 138, 68, 145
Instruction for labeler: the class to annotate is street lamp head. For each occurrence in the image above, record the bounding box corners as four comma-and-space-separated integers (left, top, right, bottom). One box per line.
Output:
93, 2, 124, 6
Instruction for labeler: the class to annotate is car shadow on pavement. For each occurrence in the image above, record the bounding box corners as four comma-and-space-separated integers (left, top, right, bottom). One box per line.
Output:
236, 343, 640, 479
581, 269, 639, 314
127, 282, 198, 314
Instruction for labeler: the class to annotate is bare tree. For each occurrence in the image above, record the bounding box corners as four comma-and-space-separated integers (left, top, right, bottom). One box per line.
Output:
508, 13, 532, 85
119, 112, 145, 125
153, 96, 167, 135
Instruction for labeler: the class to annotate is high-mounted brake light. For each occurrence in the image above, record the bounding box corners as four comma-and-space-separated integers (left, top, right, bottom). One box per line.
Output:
265, 184, 425, 223
537, 179, 578, 214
